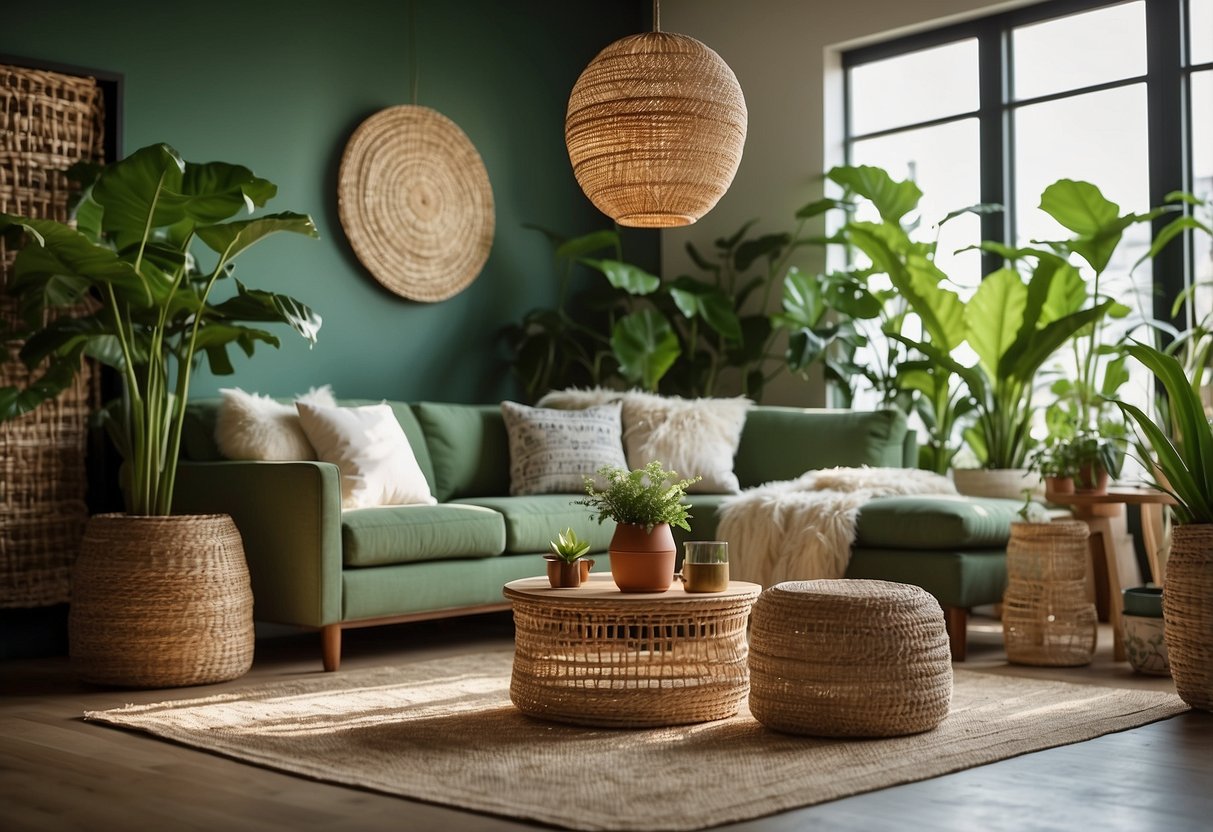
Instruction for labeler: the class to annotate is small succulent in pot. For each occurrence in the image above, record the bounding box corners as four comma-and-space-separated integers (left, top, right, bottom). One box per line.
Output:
545, 528, 593, 588
549, 528, 592, 563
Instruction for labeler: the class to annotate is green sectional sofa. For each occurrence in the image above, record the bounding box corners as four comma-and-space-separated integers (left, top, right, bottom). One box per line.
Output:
174, 401, 1019, 669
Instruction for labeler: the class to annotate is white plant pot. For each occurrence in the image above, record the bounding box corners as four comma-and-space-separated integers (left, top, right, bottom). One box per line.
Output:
1123, 614, 1170, 676
952, 468, 1044, 501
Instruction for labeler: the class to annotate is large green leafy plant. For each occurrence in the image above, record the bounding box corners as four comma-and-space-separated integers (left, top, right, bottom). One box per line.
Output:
0, 143, 320, 516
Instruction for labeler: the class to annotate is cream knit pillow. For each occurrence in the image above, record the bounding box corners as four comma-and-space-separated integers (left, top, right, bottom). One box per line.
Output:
296, 401, 437, 509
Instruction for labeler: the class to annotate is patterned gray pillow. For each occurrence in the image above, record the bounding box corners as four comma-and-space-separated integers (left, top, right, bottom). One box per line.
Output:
501, 401, 627, 495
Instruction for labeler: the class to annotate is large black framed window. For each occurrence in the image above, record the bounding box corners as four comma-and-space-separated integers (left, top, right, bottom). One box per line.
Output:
842, 0, 1211, 412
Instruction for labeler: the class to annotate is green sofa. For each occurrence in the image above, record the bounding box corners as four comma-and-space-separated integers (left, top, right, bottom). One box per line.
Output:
174, 401, 1019, 670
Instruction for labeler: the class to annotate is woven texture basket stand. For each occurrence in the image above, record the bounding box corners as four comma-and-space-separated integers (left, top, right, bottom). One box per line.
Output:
1001, 520, 1096, 667
0, 64, 104, 609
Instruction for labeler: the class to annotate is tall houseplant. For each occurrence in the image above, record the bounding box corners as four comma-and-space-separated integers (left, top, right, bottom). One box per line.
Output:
0, 143, 320, 686
1117, 343, 1213, 711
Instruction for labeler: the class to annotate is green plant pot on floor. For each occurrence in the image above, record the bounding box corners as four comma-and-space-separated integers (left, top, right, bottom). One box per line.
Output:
1122, 586, 1169, 677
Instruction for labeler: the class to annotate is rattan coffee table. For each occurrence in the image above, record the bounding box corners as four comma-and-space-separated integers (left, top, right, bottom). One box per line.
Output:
503, 573, 761, 728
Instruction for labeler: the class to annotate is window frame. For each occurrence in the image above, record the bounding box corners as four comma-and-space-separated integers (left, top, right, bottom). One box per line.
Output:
842, 0, 1206, 329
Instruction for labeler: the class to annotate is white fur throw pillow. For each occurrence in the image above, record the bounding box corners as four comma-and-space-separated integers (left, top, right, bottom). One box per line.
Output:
501, 401, 628, 495
621, 393, 753, 493
215, 385, 336, 460
536, 386, 625, 409
296, 401, 437, 510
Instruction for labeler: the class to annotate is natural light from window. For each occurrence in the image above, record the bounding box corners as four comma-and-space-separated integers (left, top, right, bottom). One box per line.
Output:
849, 39, 979, 136
1012, 2, 1146, 99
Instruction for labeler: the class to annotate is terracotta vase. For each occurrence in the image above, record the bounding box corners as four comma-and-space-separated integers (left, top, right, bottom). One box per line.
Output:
609, 523, 676, 592
1163, 524, 1213, 710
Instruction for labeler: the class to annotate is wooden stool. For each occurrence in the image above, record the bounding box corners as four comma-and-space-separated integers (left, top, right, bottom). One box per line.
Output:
748, 579, 953, 737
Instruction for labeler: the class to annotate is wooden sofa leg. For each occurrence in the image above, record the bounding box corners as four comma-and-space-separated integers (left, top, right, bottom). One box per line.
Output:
322, 624, 342, 672
943, 606, 968, 662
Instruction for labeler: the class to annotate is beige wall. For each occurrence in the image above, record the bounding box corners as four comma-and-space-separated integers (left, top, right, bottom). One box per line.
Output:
661, 0, 1027, 405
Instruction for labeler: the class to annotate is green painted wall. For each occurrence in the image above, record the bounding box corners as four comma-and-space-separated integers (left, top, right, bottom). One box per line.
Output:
2, 0, 657, 403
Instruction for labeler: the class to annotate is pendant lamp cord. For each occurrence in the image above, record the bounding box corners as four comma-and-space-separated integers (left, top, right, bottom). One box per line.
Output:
409, 0, 420, 104
653, 0, 661, 32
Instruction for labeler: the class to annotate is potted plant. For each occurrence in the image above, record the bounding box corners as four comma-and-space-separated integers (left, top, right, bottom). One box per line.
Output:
545, 527, 593, 588
1117, 342, 1213, 710
0, 143, 320, 687
577, 460, 699, 592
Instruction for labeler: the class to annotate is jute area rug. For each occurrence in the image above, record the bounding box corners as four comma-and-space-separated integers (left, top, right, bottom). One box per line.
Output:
86, 651, 1186, 831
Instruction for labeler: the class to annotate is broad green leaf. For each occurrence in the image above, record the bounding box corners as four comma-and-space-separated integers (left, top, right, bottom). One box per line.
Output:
727, 316, 772, 364
1133, 215, 1213, 272
1002, 301, 1112, 383
827, 165, 921, 224
1165, 190, 1205, 206
610, 309, 680, 390
17, 314, 114, 368
1039, 179, 1120, 237
180, 159, 276, 219
209, 281, 321, 346
714, 220, 757, 252
90, 144, 186, 248
1039, 262, 1086, 323
1100, 355, 1130, 396
906, 259, 965, 350
795, 197, 850, 219
965, 268, 1026, 379
939, 202, 1003, 228
582, 258, 660, 295
3, 216, 152, 308
555, 229, 619, 260
0, 343, 87, 420
779, 268, 823, 328
734, 233, 789, 271
785, 328, 826, 372
667, 276, 742, 341
195, 212, 319, 260
821, 272, 882, 319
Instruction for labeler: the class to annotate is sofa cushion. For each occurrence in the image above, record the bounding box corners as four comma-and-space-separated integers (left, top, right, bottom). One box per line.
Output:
454, 496, 616, 554
847, 548, 1008, 609
855, 495, 1019, 550
733, 408, 907, 488
500, 401, 627, 495
413, 402, 511, 501
342, 503, 506, 567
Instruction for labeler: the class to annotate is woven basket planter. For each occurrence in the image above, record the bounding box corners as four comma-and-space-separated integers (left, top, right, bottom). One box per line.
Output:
1002, 520, 1096, 667
748, 580, 953, 737
1164, 524, 1213, 711
69, 514, 254, 688
952, 468, 1043, 500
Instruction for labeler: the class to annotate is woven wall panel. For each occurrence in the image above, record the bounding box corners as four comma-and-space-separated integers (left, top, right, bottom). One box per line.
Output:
0, 65, 105, 608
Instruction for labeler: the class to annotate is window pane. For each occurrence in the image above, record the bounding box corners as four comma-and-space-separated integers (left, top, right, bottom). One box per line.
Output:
1193, 0, 1213, 65
845, 120, 982, 412
849, 39, 979, 136
1012, 2, 1147, 100
851, 119, 984, 291
1014, 84, 1153, 452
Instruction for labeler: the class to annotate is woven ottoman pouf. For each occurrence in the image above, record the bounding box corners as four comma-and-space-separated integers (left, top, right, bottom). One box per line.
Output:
748, 579, 953, 737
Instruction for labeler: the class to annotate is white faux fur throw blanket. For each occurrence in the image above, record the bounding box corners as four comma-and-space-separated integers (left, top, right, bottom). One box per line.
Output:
717, 467, 957, 588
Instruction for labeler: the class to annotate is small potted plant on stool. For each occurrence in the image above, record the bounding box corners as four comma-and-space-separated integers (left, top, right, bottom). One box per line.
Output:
545, 528, 593, 588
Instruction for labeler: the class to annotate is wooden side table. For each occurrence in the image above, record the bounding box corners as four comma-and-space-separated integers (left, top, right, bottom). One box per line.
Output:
503, 573, 761, 728
1045, 487, 1175, 662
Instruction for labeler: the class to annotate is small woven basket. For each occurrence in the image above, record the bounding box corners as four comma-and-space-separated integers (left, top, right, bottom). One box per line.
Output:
1001, 520, 1096, 667
69, 514, 254, 688
748, 580, 953, 737
1164, 523, 1213, 711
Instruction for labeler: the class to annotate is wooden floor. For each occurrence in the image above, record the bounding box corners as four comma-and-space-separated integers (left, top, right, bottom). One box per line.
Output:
3, 613, 1212, 832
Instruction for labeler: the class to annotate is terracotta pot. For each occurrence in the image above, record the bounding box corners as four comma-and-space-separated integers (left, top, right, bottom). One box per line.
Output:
1074, 463, 1109, 495
545, 556, 583, 588
1045, 476, 1075, 498
579, 558, 595, 583
609, 523, 676, 592
1163, 524, 1213, 710
69, 514, 254, 688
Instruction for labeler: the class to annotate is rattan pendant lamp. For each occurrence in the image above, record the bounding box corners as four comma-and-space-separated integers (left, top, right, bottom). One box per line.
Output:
565, 0, 747, 227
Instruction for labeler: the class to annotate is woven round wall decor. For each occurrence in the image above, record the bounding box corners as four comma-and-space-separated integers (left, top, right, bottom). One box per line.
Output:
337, 105, 494, 302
